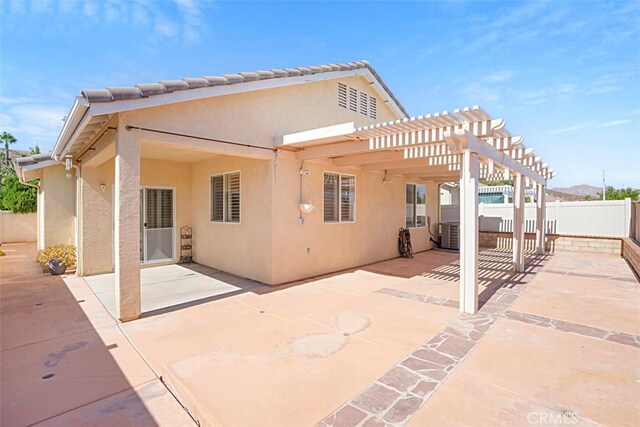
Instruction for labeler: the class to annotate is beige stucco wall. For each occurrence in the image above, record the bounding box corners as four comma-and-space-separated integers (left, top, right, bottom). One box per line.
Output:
40, 165, 75, 249
0, 211, 37, 243
270, 158, 440, 284
74, 74, 447, 284
190, 155, 273, 283
79, 155, 192, 276
123, 75, 398, 150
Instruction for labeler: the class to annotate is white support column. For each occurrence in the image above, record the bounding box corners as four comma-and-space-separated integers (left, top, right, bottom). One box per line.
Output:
115, 126, 141, 322
535, 183, 546, 255
512, 172, 525, 272
459, 149, 479, 314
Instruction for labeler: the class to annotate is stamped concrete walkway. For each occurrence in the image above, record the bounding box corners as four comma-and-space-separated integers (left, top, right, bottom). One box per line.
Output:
0, 243, 195, 426
2, 243, 639, 426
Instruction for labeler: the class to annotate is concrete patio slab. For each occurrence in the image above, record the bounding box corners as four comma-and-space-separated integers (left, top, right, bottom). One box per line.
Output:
84, 263, 263, 316
163, 318, 408, 426
1, 323, 157, 426
409, 319, 640, 426
34, 380, 194, 427
511, 271, 640, 335
308, 292, 458, 353
0, 243, 195, 426
3, 242, 638, 426
120, 298, 287, 369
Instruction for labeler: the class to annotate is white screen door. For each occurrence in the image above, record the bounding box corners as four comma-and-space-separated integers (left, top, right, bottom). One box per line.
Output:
141, 188, 174, 262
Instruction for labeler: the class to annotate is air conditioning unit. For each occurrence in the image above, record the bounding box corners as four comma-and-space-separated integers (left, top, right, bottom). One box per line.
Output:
440, 222, 460, 250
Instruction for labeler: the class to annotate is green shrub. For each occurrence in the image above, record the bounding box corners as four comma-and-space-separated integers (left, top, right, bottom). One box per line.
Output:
37, 244, 76, 267
0, 167, 37, 213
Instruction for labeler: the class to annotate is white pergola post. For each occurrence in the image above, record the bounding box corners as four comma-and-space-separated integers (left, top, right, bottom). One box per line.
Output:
115, 127, 141, 322
512, 172, 525, 272
459, 149, 479, 314
535, 183, 546, 255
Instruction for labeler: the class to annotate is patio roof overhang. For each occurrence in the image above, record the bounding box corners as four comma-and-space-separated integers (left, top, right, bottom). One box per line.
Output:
277, 106, 553, 315
276, 106, 554, 186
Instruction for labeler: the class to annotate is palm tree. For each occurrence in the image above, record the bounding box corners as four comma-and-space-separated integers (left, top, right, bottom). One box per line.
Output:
1, 132, 17, 166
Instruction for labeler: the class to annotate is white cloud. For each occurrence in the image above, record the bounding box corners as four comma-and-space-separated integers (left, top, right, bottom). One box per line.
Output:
154, 17, 178, 38
550, 117, 634, 134
482, 70, 514, 83
3, 0, 212, 44
594, 119, 633, 128
0, 99, 67, 150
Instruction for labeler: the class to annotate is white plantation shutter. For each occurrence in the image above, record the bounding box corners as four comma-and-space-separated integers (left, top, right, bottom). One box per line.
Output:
324, 173, 355, 223
340, 175, 355, 222
324, 173, 339, 222
225, 172, 240, 223
211, 172, 240, 223
211, 175, 224, 221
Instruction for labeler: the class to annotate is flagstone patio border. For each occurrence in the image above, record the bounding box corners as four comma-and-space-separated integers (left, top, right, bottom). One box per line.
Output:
318, 256, 548, 427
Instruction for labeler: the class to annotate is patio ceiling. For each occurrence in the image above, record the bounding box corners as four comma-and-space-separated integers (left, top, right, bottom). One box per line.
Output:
277, 106, 554, 185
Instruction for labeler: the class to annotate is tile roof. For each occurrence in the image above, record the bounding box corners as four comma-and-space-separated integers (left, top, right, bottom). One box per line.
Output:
13, 153, 54, 167
80, 60, 409, 117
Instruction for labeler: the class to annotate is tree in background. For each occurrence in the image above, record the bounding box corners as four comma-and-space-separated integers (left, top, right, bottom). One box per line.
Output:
30, 144, 41, 155
480, 179, 513, 187
0, 165, 37, 213
1, 132, 16, 166
0, 131, 38, 213
602, 186, 640, 201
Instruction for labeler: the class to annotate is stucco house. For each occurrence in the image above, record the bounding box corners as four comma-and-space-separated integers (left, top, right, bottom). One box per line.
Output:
14, 60, 553, 322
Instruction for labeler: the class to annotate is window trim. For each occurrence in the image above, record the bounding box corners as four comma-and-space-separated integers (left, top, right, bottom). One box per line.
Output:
209, 171, 241, 225
406, 182, 427, 229
323, 171, 356, 224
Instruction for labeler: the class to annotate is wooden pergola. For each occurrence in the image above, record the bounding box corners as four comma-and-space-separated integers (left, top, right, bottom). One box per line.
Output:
277, 106, 554, 314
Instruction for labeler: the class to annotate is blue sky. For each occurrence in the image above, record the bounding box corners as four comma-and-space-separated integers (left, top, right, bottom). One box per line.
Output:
1, 0, 638, 188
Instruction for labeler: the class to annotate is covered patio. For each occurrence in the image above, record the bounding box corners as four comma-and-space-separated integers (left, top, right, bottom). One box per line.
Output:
278, 106, 555, 315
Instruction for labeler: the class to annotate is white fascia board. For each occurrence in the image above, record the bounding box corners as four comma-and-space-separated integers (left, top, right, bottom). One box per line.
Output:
277, 122, 356, 147
88, 69, 406, 118
463, 130, 546, 186
52, 97, 90, 161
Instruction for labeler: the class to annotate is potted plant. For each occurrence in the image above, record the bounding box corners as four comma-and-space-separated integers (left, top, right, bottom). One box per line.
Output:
37, 244, 76, 275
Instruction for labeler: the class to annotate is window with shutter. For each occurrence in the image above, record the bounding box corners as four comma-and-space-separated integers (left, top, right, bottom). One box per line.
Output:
225, 172, 240, 223
211, 175, 224, 222
340, 175, 355, 222
210, 172, 240, 223
324, 172, 355, 223
406, 183, 426, 228
323, 173, 339, 222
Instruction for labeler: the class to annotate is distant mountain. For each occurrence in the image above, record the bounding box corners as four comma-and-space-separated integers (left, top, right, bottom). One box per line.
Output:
550, 185, 601, 198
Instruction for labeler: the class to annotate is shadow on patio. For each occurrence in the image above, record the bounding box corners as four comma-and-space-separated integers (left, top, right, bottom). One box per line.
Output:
0, 242, 193, 426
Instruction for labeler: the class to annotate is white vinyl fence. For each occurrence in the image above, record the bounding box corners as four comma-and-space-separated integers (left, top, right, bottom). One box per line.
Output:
441, 199, 633, 238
